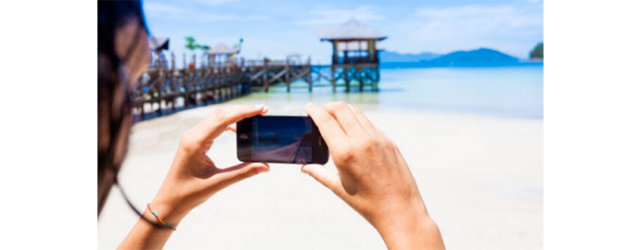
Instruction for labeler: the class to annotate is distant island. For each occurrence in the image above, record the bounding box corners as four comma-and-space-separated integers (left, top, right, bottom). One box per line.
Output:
420, 48, 519, 66
530, 42, 543, 60
380, 47, 542, 68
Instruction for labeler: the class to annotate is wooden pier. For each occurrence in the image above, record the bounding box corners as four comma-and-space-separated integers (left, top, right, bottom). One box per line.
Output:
131, 56, 317, 120
132, 19, 386, 120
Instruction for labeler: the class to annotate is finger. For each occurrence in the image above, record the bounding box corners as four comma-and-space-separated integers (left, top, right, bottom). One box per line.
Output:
348, 104, 376, 136
198, 104, 268, 142
301, 164, 345, 197
226, 124, 237, 133
306, 103, 348, 150
207, 162, 270, 191
322, 102, 368, 138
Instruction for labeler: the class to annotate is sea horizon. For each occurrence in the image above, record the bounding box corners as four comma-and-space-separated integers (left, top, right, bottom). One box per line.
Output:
229, 64, 543, 120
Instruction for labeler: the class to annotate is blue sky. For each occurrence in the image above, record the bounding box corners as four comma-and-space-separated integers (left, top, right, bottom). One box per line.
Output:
142, 0, 543, 63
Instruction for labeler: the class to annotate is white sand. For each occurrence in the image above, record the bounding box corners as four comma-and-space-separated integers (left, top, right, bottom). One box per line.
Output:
98, 103, 542, 250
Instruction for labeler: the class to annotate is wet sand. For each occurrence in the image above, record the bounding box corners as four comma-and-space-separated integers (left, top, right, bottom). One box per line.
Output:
98, 103, 542, 250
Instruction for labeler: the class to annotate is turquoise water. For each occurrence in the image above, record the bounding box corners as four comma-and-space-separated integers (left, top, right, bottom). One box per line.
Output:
230, 65, 543, 119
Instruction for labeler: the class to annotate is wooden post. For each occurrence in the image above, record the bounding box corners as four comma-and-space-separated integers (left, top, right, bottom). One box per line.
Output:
285, 58, 291, 92
263, 59, 269, 92
358, 67, 364, 92
371, 65, 380, 91
307, 57, 312, 92
376, 66, 380, 91
368, 40, 375, 63
331, 65, 336, 92
183, 53, 187, 69
345, 67, 350, 93
154, 50, 161, 69
343, 50, 348, 64
332, 41, 338, 65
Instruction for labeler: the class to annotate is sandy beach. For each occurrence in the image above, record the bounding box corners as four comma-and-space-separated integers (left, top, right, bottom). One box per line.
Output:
98, 103, 542, 250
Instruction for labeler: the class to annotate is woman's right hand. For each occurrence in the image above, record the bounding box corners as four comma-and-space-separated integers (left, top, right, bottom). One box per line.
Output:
303, 102, 445, 250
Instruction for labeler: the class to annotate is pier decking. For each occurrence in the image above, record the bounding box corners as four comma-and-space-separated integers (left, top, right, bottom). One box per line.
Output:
132, 19, 386, 121
131, 57, 319, 120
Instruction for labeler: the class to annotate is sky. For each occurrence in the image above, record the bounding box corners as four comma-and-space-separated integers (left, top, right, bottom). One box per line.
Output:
142, 0, 543, 64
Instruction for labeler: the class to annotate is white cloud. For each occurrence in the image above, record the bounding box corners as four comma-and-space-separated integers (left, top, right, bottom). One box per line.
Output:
392, 5, 543, 57
294, 5, 385, 26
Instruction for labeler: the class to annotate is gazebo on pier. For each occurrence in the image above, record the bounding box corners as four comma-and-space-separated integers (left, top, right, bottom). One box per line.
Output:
316, 19, 387, 92
206, 43, 240, 66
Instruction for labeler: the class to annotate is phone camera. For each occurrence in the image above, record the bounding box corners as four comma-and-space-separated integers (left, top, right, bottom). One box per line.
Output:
239, 134, 248, 141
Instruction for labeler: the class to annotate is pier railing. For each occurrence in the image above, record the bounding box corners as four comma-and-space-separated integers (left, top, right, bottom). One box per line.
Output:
132, 52, 381, 121
131, 55, 314, 120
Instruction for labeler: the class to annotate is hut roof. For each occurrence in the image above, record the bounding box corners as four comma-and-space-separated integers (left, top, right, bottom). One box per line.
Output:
206, 43, 239, 55
149, 37, 169, 51
315, 19, 387, 41
288, 51, 302, 57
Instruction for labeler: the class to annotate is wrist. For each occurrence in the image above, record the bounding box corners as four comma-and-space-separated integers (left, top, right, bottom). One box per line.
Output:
378, 216, 443, 250
371, 199, 444, 249
145, 196, 190, 228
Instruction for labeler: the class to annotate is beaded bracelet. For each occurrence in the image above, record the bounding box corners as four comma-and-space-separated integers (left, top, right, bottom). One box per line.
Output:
147, 203, 177, 231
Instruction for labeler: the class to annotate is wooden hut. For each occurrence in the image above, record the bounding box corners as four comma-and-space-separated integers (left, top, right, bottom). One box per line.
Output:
148, 37, 170, 69
206, 43, 240, 66
316, 19, 386, 91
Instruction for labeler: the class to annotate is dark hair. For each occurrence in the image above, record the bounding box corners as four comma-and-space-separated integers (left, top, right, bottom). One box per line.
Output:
98, 0, 148, 215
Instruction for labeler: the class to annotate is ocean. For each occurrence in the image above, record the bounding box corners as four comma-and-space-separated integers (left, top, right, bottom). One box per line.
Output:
229, 64, 543, 119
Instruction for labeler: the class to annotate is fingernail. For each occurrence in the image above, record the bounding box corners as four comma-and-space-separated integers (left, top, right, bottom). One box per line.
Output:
256, 167, 269, 174
300, 166, 308, 174
255, 104, 264, 110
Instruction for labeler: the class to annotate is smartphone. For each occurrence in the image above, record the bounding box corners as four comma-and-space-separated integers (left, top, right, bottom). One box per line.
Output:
236, 115, 329, 164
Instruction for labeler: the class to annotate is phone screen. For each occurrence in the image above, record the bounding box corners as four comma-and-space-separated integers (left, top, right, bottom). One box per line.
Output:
237, 116, 329, 164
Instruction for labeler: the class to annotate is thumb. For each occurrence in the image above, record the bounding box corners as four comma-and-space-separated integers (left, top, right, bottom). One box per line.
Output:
301, 164, 344, 196
209, 162, 270, 190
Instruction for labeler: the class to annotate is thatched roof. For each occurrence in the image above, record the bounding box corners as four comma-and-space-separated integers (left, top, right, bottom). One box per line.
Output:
315, 19, 387, 41
206, 43, 239, 55
288, 51, 302, 58
148, 37, 169, 51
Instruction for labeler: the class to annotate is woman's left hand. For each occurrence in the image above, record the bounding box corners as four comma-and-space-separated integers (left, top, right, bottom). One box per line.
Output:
147, 104, 270, 226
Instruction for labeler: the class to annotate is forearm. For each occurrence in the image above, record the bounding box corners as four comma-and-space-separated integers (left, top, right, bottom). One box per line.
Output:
372, 200, 445, 250
377, 215, 444, 250
118, 198, 188, 250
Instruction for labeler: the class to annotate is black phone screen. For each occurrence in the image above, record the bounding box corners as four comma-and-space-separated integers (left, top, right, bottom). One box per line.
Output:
237, 116, 329, 164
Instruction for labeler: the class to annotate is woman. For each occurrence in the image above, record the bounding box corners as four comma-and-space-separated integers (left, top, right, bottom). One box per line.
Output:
98, 1, 445, 249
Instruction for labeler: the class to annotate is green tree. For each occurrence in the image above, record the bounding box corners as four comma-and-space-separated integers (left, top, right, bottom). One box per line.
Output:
530, 42, 543, 59
185, 36, 197, 51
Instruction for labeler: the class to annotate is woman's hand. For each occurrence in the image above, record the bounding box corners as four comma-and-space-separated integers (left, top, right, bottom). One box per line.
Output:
303, 102, 445, 250
119, 104, 269, 250
150, 104, 270, 224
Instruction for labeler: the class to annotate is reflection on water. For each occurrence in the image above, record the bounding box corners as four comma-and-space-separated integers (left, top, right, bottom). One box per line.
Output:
230, 65, 543, 119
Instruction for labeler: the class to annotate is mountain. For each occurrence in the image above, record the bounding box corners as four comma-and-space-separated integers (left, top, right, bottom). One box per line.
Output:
420, 48, 520, 67
379, 48, 525, 67
380, 51, 441, 62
